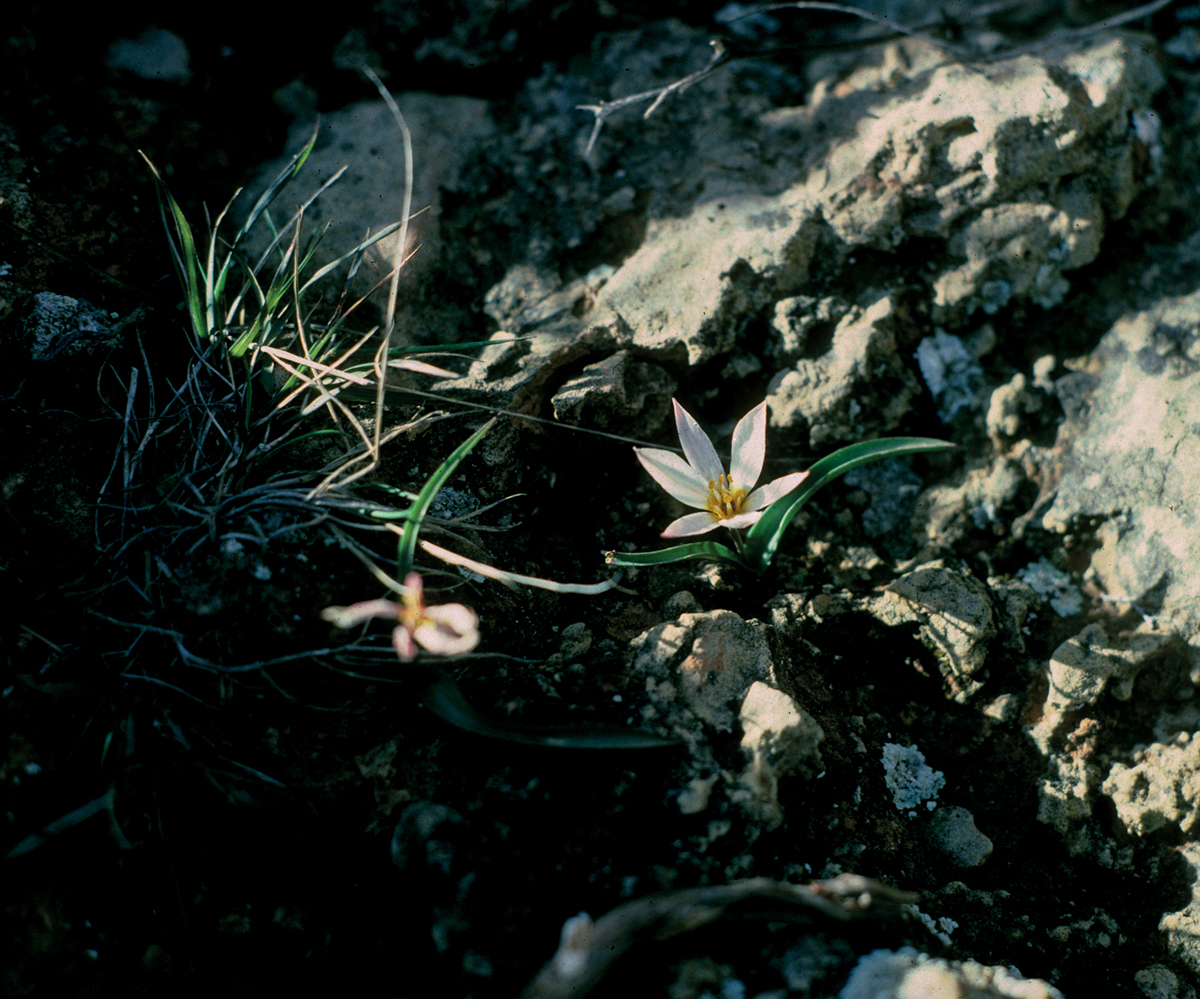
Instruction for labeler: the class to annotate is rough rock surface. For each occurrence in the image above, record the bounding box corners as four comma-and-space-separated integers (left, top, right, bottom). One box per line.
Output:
1030, 621, 1184, 847
1042, 287, 1200, 658
1103, 734, 1200, 837
864, 559, 997, 702
586, 31, 1165, 384
765, 291, 920, 445
1048, 623, 1170, 709
630, 609, 776, 736
549, 349, 676, 432
629, 610, 823, 827
1031, 622, 1175, 752
243, 25, 1164, 446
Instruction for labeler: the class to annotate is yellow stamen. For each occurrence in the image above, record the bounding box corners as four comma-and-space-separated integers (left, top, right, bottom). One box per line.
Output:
705, 473, 748, 521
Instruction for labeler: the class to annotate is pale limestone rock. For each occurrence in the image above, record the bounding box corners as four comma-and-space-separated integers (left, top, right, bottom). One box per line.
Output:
630, 609, 774, 734
838, 946, 1064, 999
1103, 734, 1200, 836
1036, 755, 1101, 836
732, 680, 824, 828
238, 93, 495, 338
765, 292, 920, 445
630, 610, 824, 826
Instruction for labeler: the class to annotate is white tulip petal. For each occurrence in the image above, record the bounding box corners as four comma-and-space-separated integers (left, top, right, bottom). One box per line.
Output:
662, 512, 722, 537
321, 599, 401, 628
415, 604, 480, 656
720, 510, 763, 530
393, 625, 419, 661
635, 447, 710, 507
745, 470, 810, 511
729, 401, 766, 490
672, 400, 724, 484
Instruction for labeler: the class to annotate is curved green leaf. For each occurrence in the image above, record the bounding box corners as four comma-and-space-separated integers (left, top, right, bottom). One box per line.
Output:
605, 541, 744, 568
743, 437, 956, 572
395, 419, 497, 578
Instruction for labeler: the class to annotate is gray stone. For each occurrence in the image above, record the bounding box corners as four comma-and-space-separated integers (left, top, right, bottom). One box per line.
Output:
1036, 755, 1102, 837
106, 28, 190, 84
1030, 622, 1173, 756
22, 292, 120, 362
1046, 623, 1170, 711
629, 610, 825, 827
986, 372, 1046, 445
986, 575, 1040, 653
927, 806, 993, 867
914, 456, 1030, 548
1135, 963, 1197, 999
768, 295, 850, 364
842, 459, 924, 544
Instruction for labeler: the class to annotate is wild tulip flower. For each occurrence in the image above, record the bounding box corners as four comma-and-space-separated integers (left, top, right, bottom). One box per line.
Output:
322, 572, 479, 661
635, 399, 809, 539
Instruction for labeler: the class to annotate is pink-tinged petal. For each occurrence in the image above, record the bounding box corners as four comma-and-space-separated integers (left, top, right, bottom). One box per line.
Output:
635, 447, 710, 508
321, 599, 402, 628
729, 401, 767, 490
745, 470, 810, 511
661, 511, 721, 537
415, 604, 480, 656
393, 625, 418, 661
672, 400, 724, 484
402, 572, 424, 603
720, 510, 763, 530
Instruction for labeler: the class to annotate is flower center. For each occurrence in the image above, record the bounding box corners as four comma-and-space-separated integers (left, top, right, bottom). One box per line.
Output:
401, 589, 426, 630
705, 474, 748, 521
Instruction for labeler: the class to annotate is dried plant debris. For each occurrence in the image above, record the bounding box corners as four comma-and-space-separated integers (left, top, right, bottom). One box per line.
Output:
521, 875, 916, 999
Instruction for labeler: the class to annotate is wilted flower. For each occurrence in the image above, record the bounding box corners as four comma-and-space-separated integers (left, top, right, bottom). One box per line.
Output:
321, 572, 479, 661
634, 399, 808, 538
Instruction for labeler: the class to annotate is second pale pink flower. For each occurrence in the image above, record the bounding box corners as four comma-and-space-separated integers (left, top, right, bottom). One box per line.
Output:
321, 572, 479, 661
